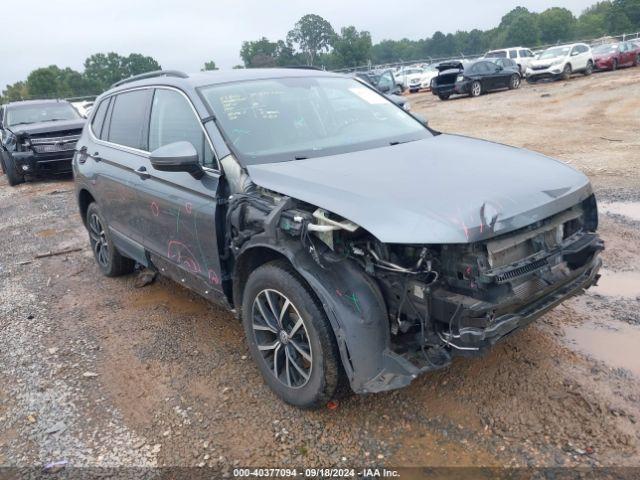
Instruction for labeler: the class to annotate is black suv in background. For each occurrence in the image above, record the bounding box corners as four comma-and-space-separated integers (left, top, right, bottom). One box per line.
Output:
0, 99, 85, 185
74, 69, 602, 408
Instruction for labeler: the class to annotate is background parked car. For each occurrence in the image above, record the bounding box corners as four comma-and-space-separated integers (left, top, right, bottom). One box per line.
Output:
526, 43, 593, 83
484, 47, 536, 75
0, 99, 85, 185
431, 59, 520, 100
592, 42, 640, 70
397, 67, 428, 93
487, 56, 522, 75
354, 71, 411, 111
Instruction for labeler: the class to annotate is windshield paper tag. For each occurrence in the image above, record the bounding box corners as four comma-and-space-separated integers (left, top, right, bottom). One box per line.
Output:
349, 87, 387, 104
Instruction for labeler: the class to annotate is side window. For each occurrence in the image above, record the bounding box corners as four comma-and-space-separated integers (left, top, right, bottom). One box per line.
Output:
519, 49, 529, 58
149, 89, 215, 169
108, 89, 152, 150
509, 49, 518, 59
90, 98, 110, 139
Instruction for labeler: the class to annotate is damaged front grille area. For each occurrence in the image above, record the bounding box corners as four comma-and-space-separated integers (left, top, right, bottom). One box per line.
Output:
30, 134, 81, 153
490, 258, 549, 283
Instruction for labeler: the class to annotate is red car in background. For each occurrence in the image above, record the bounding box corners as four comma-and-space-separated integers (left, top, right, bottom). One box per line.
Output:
592, 41, 640, 70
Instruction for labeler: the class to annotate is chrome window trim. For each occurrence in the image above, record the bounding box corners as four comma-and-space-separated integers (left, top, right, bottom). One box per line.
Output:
87, 85, 221, 172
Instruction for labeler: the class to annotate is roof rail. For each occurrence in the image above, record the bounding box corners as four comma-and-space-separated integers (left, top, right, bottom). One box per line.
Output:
111, 70, 189, 89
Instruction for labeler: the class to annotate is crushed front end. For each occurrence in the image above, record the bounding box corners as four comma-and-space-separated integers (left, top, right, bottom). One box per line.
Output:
222, 159, 603, 394
9, 128, 82, 176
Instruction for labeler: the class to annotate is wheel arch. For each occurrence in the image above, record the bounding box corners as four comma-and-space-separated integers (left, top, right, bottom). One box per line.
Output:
77, 188, 96, 227
232, 238, 402, 393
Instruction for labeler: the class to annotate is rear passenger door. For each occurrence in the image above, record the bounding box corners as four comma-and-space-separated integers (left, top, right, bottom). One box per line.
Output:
135, 87, 225, 299
88, 89, 152, 264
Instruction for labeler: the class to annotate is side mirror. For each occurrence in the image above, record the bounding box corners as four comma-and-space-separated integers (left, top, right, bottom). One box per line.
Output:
571, 51, 579, 56
150, 141, 204, 179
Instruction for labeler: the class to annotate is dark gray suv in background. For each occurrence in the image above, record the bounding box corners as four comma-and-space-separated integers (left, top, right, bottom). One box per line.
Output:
74, 69, 603, 408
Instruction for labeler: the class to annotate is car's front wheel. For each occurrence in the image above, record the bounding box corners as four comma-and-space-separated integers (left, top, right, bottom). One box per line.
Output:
612, 59, 618, 71
562, 63, 572, 80
469, 80, 482, 97
85, 203, 135, 277
438, 93, 450, 101
1, 152, 25, 186
242, 261, 341, 409
508, 74, 521, 89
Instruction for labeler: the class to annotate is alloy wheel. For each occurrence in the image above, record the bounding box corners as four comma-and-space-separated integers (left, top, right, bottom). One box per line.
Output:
251, 289, 312, 388
511, 75, 520, 88
471, 82, 481, 96
88, 213, 109, 267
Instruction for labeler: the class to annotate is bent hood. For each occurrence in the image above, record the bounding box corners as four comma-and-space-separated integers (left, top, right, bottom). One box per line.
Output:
9, 119, 85, 136
246, 134, 592, 244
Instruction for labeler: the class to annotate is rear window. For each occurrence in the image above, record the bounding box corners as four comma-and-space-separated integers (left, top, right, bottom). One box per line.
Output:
91, 99, 110, 139
107, 90, 152, 150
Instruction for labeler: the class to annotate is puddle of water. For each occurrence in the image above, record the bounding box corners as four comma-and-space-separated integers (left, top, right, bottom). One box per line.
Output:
599, 201, 640, 222
564, 320, 640, 377
590, 270, 640, 299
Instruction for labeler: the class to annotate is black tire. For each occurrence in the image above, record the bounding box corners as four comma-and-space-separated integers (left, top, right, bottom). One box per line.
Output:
561, 63, 572, 80
438, 93, 450, 101
612, 59, 618, 71
85, 203, 135, 277
634, 54, 639, 67
584, 60, 593, 75
526, 76, 536, 84
508, 74, 521, 89
1, 152, 25, 186
469, 80, 482, 97
241, 261, 341, 409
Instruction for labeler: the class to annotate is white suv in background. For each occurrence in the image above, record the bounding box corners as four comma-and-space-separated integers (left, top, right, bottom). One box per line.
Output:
484, 47, 535, 75
525, 43, 594, 83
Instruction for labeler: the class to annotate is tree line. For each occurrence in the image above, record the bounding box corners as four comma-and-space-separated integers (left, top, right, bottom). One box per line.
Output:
2, 0, 639, 103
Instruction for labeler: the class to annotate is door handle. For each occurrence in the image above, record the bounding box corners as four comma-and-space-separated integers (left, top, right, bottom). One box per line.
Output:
134, 166, 150, 179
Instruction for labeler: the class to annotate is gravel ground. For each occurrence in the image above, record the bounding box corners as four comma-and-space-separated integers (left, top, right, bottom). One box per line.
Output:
0, 67, 639, 473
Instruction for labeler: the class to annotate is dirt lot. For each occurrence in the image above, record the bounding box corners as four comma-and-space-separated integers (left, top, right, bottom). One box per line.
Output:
1, 67, 639, 472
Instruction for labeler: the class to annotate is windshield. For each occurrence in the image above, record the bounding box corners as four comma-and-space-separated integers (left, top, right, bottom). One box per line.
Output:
6, 103, 80, 127
199, 76, 430, 165
539, 46, 571, 59
592, 44, 618, 54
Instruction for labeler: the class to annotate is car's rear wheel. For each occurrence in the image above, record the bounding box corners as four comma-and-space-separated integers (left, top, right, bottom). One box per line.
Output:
508, 74, 521, 89
470, 80, 482, 97
634, 54, 639, 67
86, 203, 135, 277
612, 59, 618, 71
438, 93, 450, 101
584, 60, 593, 75
1, 152, 25, 186
242, 261, 341, 409
562, 63, 572, 80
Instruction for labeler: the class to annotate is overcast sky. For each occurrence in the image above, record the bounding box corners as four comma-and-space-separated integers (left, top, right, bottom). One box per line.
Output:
0, 0, 596, 89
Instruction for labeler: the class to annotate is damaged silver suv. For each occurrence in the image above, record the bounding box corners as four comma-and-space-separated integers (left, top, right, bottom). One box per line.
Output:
73, 69, 603, 408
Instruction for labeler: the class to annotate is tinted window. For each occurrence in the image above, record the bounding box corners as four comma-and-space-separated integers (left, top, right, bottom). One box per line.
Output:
91, 99, 110, 139
519, 49, 529, 57
149, 89, 215, 168
485, 51, 507, 58
108, 90, 152, 150
509, 49, 518, 58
